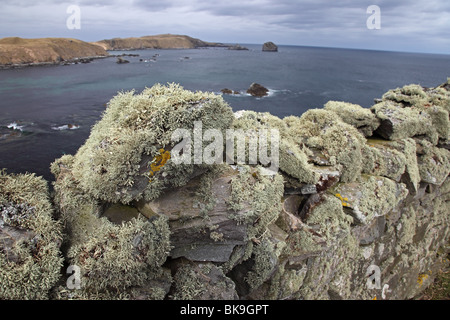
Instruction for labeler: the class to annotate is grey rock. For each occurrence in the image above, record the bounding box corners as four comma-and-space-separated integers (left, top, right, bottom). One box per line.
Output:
262, 41, 278, 52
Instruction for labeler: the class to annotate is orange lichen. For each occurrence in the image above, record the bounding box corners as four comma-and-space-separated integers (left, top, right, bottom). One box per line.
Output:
335, 193, 349, 207
417, 273, 430, 287
149, 148, 171, 181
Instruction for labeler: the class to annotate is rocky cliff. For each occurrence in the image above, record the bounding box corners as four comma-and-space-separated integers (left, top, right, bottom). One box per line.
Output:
0, 37, 108, 66
0, 80, 449, 300
92, 34, 227, 50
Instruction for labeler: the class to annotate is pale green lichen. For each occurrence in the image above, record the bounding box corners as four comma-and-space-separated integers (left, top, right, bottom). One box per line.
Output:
172, 263, 237, 300
285, 109, 367, 182
70, 83, 234, 204
232, 110, 319, 184
371, 100, 438, 143
51, 157, 172, 298
382, 84, 429, 107
362, 141, 407, 181
416, 139, 450, 185
0, 170, 63, 300
282, 194, 352, 262
329, 175, 408, 225
266, 263, 308, 300
171, 264, 207, 300
226, 165, 284, 240
383, 83, 450, 113
324, 101, 380, 136
303, 194, 353, 240
66, 215, 170, 297
377, 83, 450, 142
364, 138, 421, 192
296, 230, 359, 300
245, 239, 279, 290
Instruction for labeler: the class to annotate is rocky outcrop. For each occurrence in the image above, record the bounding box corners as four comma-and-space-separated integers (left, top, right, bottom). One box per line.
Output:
93, 34, 228, 51
116, 57, 129, 64
221, 88, 240, 95
228, 44, 249, 51
1, 79, 449, 300
0, 37, 108, 67
262, 41, 278, 52
247, 83, 269, 97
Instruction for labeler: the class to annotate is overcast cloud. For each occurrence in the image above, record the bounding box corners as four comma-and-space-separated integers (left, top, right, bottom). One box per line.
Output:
0, 0, 449, 54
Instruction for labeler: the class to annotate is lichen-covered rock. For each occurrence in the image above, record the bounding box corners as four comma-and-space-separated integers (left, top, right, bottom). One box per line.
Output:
171, 262, 238, 300
138, 164, 284, 263
70, 83, 234, 204
65, 214, 170, 297
371, 101, 438, 143
329, 175, 408, 225
364, 138, 421, 193
362, 141, 407, 181
51, 157, 171, 299
382, 83, 450, 113
416, 139, 450, 185
324, 101, 380, 137
285, 109, 367, 182
42, 80, 450, 300
232, 110, 319, 184
374, 82, 450, 143
0, 170, 63, 299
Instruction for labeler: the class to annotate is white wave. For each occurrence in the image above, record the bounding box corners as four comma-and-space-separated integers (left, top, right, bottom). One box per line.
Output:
51, 124, 80, 131
220, 88, 291, 98
6, 122, 24, 131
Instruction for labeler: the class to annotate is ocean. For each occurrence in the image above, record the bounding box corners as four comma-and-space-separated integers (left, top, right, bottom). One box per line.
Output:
1, 44, 449, 182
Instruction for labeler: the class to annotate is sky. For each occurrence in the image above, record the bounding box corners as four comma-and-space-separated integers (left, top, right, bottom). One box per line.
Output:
1, 0, 449, 54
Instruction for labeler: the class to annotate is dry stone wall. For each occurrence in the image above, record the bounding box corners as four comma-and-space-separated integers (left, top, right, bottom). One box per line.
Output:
1, 80, 449, 300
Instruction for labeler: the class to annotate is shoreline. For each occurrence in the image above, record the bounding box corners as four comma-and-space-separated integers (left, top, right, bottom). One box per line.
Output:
0, 47, 234, 70
0, 53, 144, 70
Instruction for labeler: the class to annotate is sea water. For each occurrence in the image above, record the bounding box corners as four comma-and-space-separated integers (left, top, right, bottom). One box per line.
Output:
1, 44, 449, 181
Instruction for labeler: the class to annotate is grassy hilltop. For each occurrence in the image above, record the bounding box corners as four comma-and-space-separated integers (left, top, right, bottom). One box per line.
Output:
0, 37, 108, 65
0, 34, 227, 66
92, 33, 227, 50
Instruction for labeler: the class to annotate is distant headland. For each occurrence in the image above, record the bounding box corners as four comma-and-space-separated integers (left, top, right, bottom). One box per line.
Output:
0, 34, 233, 68
92, 34, 228, 51
0, 37, 108, 67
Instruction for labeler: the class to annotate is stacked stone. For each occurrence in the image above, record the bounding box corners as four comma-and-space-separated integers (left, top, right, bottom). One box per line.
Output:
6, 80, 447, 299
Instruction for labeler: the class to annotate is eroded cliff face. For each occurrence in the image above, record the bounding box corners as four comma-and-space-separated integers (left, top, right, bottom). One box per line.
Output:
1, 80, 449, 300
0, 37, 108, 66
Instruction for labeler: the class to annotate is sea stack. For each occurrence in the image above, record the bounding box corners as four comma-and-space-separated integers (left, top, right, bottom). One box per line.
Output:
247, 83, 269, 97
262, 41, 278, 52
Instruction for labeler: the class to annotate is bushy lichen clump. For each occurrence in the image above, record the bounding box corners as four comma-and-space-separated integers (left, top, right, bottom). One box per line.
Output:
232, 110, 319, 184
66, 214, 170, 297
0, 170, 63, 299
416, 139, 450, 185
71, 83, 234, 204
172, 263, 238, 300
324, 101, 380, 137
373, 83, 450, 143
285, 109, 367, 182
382, 84, 450, 113
51, 156, 172, 299
227, 165, 284, 240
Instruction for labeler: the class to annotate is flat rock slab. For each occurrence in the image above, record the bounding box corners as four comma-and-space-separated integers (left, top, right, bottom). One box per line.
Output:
139, 168, 249, 262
